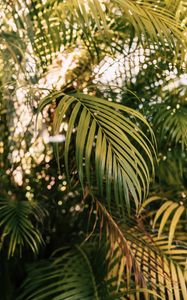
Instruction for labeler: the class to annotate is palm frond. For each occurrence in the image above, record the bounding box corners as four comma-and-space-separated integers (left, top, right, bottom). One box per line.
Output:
17, 244, 120, 300
127, 228, 187, 300
92, 197, 187, 299
156, 147, 185, 186
2, 0, 184, 72
62, 0, 183, 46
0, 199, 44, 257
113, 0, 182, 46
39, 91, 155, 213
153, 102, 187, 150
141, 196, 187, 246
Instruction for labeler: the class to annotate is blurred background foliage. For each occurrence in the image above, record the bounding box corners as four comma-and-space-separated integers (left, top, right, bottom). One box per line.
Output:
0, 0, 187, 299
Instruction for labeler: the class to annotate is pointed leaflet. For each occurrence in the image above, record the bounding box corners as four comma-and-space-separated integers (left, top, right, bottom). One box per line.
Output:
153, 201, 173, 229
76, 107, 90, 187
158, 202, 179, 237
85, 120, 96, 186
64, 102, 81, 182
168, 205, 185, 246
53, 95, 76, 169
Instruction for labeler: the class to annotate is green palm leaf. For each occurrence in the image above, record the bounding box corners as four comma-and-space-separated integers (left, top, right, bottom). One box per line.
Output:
0, 199, 44, 257
39, 91, 155, 213
113, 0, 182, 46
92, 197, 187, 299
142, 196, 187, 246
59, 0, 183, 46
153, 103, 187, 150
127, 230, 187, 300
2, 0, 184, 71
17, 244, 120, 300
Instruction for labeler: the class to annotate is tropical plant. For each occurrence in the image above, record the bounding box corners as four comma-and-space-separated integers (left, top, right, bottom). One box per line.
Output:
0, 0, 187, 299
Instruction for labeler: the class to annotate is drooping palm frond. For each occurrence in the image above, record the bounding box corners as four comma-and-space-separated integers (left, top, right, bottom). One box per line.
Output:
18, 231, 178, 300
141, 196, 187, 246
90, 196, 187, 299
156, 147, 186, 187
112, 0, 182, 46
0, 199, 44, 257
61, 0, 183, 46
39, 91, 155, 213
126, 229, 187, 300
17, 244, 121, 300
1, 0, 185, 73
153, 102, 187, 150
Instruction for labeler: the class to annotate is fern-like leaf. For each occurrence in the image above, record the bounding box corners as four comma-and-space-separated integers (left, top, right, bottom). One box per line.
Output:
0, 199, 44, 257
17, 244, 120, 300
39, 91, 155, 213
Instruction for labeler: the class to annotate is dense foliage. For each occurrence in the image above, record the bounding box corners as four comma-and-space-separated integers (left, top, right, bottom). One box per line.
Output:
0, 0, 187, 299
